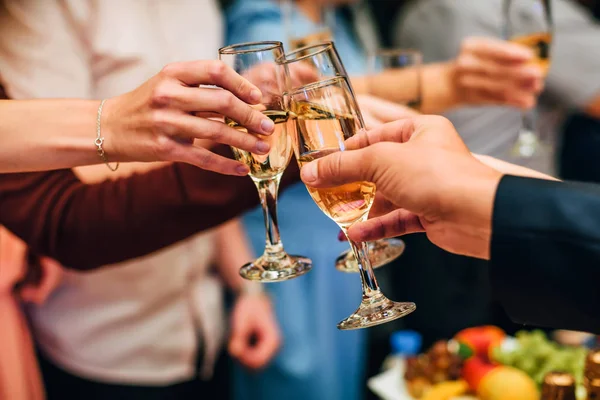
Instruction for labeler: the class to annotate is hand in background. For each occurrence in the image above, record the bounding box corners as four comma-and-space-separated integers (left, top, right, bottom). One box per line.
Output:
228, 292, 281, 370
452, 37, 545, 109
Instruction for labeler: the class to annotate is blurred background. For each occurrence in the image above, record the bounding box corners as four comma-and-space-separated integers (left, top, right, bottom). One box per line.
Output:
0, 0, 599, 399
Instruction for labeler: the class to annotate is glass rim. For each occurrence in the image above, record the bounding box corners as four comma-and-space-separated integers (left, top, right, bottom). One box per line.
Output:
219, 41, 283, 55
370, 48, 422, 59
278, 42, 335, 64
285, 76, 348, 97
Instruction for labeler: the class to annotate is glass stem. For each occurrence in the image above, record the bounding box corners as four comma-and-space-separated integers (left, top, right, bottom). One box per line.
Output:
520, 108, 537, 137
256, 177, 285, 259
516, 109, 539, 157
341, 228, 381, 300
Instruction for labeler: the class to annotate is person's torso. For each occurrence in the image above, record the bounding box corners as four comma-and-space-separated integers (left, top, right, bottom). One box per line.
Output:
16, 0, 227, 384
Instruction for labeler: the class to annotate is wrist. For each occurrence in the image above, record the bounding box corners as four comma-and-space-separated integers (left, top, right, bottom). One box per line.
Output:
235, 281, 264, 297
421, 62, 461, 114
448, 164, 502, 259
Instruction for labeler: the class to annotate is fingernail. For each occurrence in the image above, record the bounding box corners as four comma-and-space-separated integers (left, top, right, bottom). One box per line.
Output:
301, 162, 318, 183
256, 141, 270, 154
236, 165, 250, 175
250, 89, 262, 103
261, 118, 275, 134
337, 231, 346, 241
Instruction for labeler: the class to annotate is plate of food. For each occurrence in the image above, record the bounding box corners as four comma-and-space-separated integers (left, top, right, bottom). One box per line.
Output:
368, 327, 591, 400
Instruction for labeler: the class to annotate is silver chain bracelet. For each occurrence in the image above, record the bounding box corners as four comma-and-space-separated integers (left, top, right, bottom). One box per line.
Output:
95, 99, 119, 172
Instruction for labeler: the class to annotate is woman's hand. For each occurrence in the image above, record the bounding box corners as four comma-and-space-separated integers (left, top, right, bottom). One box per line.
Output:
104, 60, 277, 176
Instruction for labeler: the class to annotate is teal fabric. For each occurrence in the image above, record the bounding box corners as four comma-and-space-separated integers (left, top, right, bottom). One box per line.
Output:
226, 1, 368, 399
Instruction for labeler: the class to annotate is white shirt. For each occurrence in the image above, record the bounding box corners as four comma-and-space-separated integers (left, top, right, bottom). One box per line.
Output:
0, 0, 227, 385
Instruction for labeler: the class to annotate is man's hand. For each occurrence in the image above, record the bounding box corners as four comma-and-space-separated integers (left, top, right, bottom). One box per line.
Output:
228, 293, 281, 370
301, 116, 503, 259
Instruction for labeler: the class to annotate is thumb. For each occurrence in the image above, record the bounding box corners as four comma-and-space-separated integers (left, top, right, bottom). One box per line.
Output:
300, 147, 377, 188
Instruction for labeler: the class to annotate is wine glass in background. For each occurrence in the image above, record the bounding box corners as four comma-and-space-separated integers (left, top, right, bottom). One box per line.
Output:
219, 41, 312, 282
367, 49, 422, 108
281, 0, 335, 51
286, 76, 416, 329
280, 42, 406, 273
504, 0, 553, 158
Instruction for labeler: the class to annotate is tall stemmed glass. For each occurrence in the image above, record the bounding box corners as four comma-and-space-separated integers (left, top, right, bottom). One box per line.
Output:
286, 76, 416, 329
282, 42, 406, 273
281, 0, 335, 51
504, 0, 553, 158
219, 41, 312, 282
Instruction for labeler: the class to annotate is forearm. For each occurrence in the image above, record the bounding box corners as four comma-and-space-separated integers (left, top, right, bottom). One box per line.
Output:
214, 218, 255, 292
352, 62, 458, 114
0, 152, 299, 270
0, 99, 105, 172
491, 176, 600, 333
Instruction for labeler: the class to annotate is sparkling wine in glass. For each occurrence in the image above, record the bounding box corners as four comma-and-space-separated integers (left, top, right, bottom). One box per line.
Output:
504, 0, 553, 158
287, 76, 416, 329
219, 41, 312, 282
281, 41, 406, 273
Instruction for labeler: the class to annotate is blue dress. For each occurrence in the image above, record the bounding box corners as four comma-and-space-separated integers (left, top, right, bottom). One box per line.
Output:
226, 1, 368, 400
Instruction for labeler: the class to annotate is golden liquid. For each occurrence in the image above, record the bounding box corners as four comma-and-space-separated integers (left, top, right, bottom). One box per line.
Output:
510, 32, 552, 76
228, 110, 292, 181
289, 30, 333, 53
293, 101, 376, 226
298, 150, 375, 226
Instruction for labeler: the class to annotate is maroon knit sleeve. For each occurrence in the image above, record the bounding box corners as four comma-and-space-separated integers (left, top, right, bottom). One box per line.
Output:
0, 156, 300, 270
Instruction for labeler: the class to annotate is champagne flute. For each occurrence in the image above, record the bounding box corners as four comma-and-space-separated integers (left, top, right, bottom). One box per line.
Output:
367, 48, 422, 108
287, 76, 416, 329
282, 42, 407, 273
504, 0, 553, 158
219, 41, 312, 282
281, 0, 335, 51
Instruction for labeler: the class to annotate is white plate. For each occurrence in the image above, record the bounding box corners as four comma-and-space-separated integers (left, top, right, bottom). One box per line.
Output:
367, 358, 414, 400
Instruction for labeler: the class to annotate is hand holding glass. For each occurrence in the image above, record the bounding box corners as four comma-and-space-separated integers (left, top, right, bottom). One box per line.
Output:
504, 0, 552, 158
287, 76, 416, 329
281, 42, 406, 273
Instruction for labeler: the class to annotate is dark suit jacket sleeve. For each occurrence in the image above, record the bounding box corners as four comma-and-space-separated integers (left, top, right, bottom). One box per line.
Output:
0, 157, 299, 271
490, 175, 600, 334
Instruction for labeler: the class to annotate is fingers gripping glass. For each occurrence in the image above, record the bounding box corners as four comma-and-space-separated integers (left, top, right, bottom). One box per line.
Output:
281, 42, 406, 273
287, 76, 416, 330
219, 41, 312, 282
503, 0, 552, 158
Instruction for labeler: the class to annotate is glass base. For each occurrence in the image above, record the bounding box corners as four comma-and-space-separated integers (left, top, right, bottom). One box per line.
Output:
337, 294, 416, 330
511, 130, 540, 158
335, 238, 405, 273
239, 254, 312, 282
